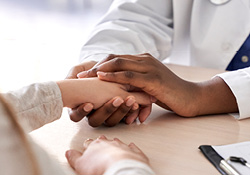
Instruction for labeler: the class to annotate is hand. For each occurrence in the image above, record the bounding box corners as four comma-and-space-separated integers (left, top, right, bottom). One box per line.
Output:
65, 135, 150, 175
66, 61, 153, 126
66, 61, 97, 122
78, 53, 201, 117
57, 78, 153, 127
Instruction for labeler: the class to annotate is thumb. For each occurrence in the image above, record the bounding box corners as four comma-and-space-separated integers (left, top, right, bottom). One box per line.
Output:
65, 149, 82, 169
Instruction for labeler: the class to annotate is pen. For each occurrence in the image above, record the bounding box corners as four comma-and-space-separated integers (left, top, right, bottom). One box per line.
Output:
199, 145, 242, 175
229, 156, 250, 168
220, 159, 241, 175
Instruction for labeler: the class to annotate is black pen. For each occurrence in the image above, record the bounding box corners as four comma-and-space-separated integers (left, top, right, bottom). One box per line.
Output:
229, 156, 250, 168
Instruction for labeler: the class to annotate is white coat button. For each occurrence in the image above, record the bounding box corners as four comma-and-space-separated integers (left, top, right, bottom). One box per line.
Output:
210, 0, 231, 5
241, 56, 249, 63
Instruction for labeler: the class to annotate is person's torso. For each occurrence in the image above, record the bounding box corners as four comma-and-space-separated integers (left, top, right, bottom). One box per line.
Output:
169, 0, 250, 70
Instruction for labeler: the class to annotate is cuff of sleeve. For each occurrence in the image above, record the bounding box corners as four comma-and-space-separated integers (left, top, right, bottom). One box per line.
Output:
49, 81, 64, 119
103, 159, 155, 175
216, 69, 250, 120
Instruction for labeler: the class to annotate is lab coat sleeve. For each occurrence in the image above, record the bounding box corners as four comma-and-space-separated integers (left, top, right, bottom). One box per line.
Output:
103, 159, 155, 175
1, 81, 63, 131
216, 67, 250, 120
80, 0, 173, 63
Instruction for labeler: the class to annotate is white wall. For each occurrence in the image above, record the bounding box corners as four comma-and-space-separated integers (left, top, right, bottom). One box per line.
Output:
0, 0, 113, 92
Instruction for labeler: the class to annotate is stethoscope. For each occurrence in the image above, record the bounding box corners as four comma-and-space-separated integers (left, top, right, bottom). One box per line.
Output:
210, 0, 231, 5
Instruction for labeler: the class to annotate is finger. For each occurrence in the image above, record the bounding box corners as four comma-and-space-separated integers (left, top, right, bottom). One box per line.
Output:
128, 142, 149, 162
94, 54, 143, 67
113, 138, 124, 145
98, 71, 158, 103
132, 103, 139, 111
125, 108, 140, 124
78, 54, 150, 78
96, 57, 147, 73
77, 103, 94, 116
65, 149, 82, 169
103, 53, 151, 62
128, 142, 145, 155
66, 61, 97, 79
83, 138, 94, 148
97, 71, 147, 90
77, 67, 98, 78
68, 103, 93, 122
77, 54, 119, 78
138, 105, 152, 123
68, 108, 85, 122
87, 97, 124, 127
98, 53, 148, 64
98, 135, 107, 140
95, 54, 120, 66
104, 96, 135, 127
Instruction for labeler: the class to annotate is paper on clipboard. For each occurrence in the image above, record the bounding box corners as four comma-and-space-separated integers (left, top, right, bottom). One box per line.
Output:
213, 141, 250, 175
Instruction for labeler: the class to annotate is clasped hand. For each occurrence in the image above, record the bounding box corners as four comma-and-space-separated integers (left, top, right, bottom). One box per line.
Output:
78, 53, 202, 118
66, 60, 155, 127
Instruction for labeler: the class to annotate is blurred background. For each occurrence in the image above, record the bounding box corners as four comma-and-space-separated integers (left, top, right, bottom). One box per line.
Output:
0, 0, 113, 92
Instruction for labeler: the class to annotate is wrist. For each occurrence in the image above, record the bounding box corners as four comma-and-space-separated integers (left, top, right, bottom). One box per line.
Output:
56, 79, 87, 108
178, 81, 202, 117
195, 77, 238, 116
56, 80, 71, 107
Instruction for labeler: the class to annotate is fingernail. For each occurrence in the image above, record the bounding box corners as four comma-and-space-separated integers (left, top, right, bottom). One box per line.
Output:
112, 97, 124, 107
126, 97, 135, 107
97, 71, 106, 77
83, 104, 93, 112
66, 150, 71, 157
132, 103, 139, 110
77, 71, 88, 78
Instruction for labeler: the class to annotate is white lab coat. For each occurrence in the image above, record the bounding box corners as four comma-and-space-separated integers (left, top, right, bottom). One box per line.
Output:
80, 0, 250, 119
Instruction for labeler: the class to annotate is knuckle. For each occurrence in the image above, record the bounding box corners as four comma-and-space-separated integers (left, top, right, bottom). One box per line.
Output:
106, 54, 117, 61
124, 71, 134, 79
92, 67, 97, 72
120, 106, 129, 114
89, 67, 97, 76
113, 57, 123, 66
143, 53, 152, 57
104, 107, 115, 115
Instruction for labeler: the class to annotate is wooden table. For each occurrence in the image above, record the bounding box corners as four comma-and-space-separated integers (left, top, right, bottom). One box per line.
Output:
30, 64, 250, 175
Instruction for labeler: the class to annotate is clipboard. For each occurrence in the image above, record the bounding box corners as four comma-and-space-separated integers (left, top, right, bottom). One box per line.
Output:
199, 141, 250, 175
